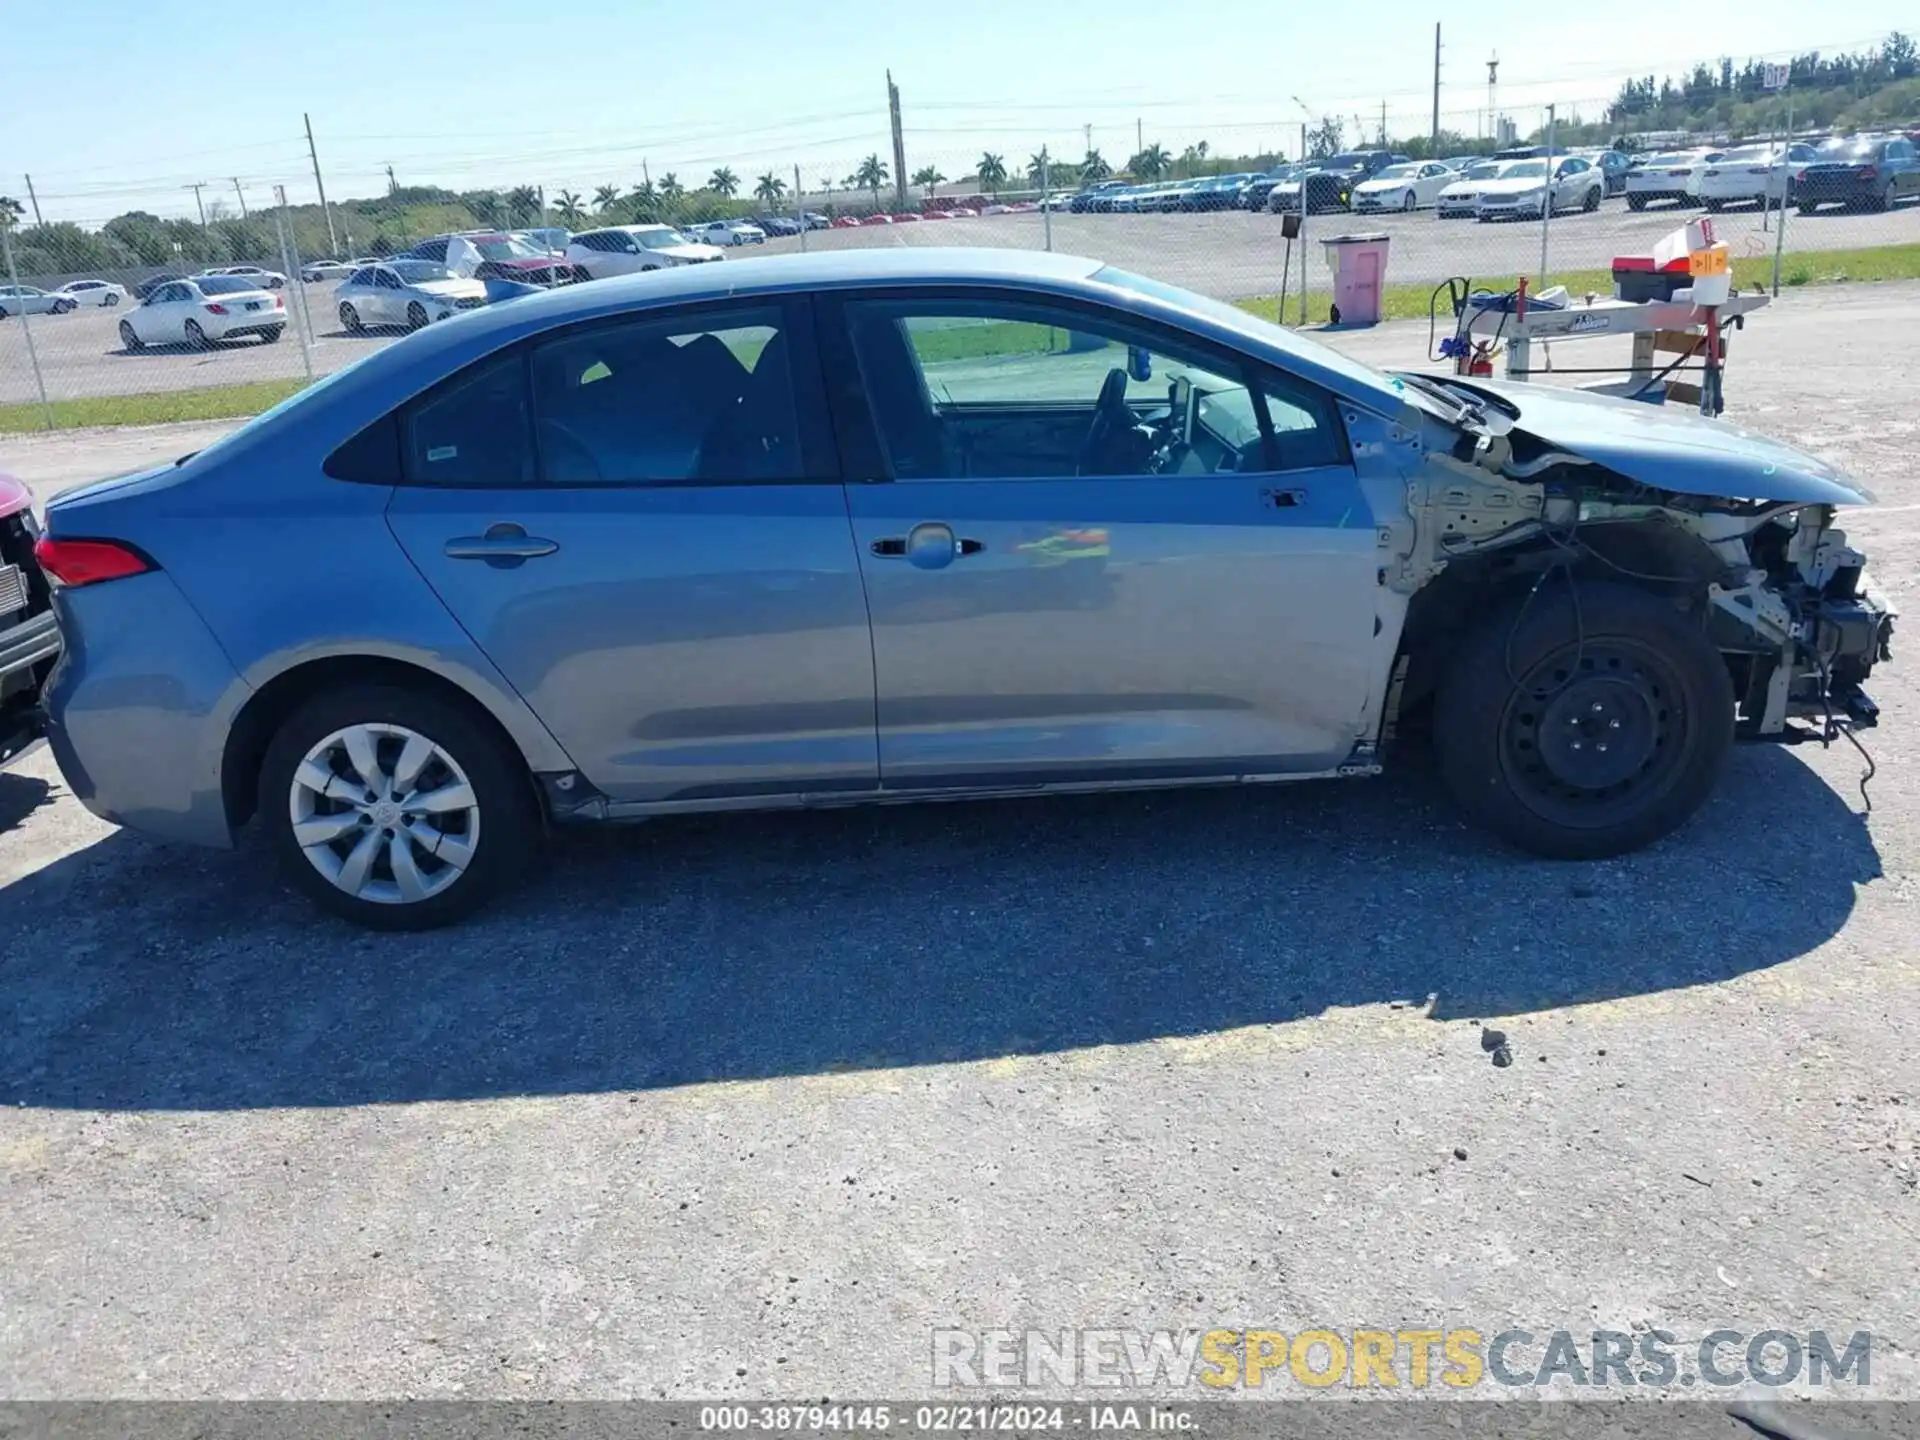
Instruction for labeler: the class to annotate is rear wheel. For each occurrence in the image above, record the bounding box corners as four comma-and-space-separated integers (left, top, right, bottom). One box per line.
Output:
406, 301, 429, 331
259, 683, 537, 930
1627, 194, 1647, 211
339, 302, 362, 333
1433, 581, 1734, 859
118, 319, 141, 351
183, 319, 209, 349
1582, 186, 1600, 212
261, 325, 284, 344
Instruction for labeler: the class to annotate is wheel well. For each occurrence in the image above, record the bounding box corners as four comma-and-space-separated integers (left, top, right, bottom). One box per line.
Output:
1391, 518, 1727, 729
221, 655, 537, 832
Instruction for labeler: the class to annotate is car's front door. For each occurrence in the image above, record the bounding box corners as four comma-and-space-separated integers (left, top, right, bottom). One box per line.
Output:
383, 295, 879, 804
371, 267, 405, 324
821, 288, 1381, 790
141, 283, 191, 342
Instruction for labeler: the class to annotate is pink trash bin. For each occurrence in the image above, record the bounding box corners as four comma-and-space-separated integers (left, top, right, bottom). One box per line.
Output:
1322, 232, 1391, 326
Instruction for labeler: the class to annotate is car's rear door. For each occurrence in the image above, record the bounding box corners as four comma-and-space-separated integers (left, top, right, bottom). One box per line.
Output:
382, 294, 879, 804
818, 286, 1380, 791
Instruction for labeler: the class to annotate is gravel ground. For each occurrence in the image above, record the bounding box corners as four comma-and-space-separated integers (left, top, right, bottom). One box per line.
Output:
4, 196, 1915, 405
0, 285, 1916, 1402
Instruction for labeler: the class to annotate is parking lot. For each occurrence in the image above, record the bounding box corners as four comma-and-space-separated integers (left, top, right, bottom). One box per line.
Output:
4, 197, 1916, 406
1, 281, 1917, 1400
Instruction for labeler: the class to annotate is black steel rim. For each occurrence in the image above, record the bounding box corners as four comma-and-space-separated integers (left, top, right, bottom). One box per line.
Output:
1499, 639, 1692, 829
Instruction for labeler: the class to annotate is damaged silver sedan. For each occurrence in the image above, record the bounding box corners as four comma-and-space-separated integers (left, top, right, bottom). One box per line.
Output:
33, 249, 1894, 928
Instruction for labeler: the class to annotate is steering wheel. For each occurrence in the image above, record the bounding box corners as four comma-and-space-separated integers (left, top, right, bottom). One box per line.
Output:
1077, 367, 1135, 476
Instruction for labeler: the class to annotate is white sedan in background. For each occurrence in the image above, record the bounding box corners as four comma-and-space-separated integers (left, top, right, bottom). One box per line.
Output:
685, 219, 767, 247
0, 285, 79, 317
54, 279, 130, 307
1625, 150, 1722, 209
118, 275, 285, 348
1351, 161, 1455, 212
334, 260, 487, 332
1698, 142, 1818, 210
1435, 159, 1512, 217
299, 258, 357, 282
1475, 156, 1604, 220
564, 224, 726, 279
199, 263, 288, 289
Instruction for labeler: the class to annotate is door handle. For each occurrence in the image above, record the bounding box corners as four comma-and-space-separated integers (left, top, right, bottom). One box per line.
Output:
870, 523, 984, 568
444, 522, 559, 563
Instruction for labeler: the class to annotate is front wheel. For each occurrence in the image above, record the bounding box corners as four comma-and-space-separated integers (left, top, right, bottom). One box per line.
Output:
1433, 580, 1734, 859
1582, 186, 1600, 212
406, 301, 429, 331
1704, 197, 1724, 212
53, 299, 76, 314
119, 318, 142, 351
104, 292, 120, 307
1627, 195, 1647, 211
260, 683, 538, 930
184, 319, 210, 349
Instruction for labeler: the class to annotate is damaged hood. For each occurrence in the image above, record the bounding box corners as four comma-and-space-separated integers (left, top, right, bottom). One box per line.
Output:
1434, 376, 1875, 506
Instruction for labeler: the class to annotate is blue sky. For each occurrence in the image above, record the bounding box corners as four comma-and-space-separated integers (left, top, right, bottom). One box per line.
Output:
7, 0, 1911, 223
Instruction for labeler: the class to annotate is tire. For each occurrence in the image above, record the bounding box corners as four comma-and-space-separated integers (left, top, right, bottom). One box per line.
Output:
119, 319, 142, 351
1798, 202, 1818, 215
261, 325, 284, 344
339, 302, 362, 333
52, 299, 75, 314
1400, 190, 1416, 212
1432, 580, 1734, 860
406, 301, 429, 331
1627, 195, 1647, 211
1704, 197, 1724, 212
259, 682, 538, 931
184, 319, 209, 349
104, 292, 120, 307
1582, 186, 1600, 212
1873, 182, 1894, 212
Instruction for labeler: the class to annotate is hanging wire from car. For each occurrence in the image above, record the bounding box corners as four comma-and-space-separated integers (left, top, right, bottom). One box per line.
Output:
1816, 652, 1878, 813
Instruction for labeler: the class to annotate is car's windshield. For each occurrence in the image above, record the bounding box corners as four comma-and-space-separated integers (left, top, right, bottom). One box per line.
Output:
1374, 164, 1419, 180
1504, 161, 1549, 178
1722, 147, 1774, 163
472, 236, 540, 260
390, 260, 453, 283
1817, 140, 1878, 159
635, 230, 690, 249
196, 276, 261, 295
1462, 162, 1502, 179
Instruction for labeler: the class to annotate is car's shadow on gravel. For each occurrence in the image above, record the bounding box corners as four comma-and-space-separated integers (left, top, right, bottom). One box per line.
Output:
0, 742, 1880, 1110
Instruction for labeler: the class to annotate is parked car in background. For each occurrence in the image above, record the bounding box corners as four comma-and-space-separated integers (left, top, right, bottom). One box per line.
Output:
1039, 191, 1078, 210
1070, 180, 1129, 212
754, 215, 802, 237
404, 232, 563, 284
1177, 174, 1259, 210
1474, 155, 1603, 220
687, 219, 768, 246
300, 259, 357, 283
199, 264, 288, 290
565, 225, 725, 278
0, 286, 78, 318
1435, 159, 1510, 218
117, 275, 284, 349
335, 260, 488, 332
1438, 155, 1482, 171
1625, 150, 1715, 209
1698, 142, 1818, 210
53, 279, 130, 308
801, 211, 831, 229
1243, 166, 1303, 210
1296, 151, 1410, 213
516, 227, 571, 254
133, 274, 186, 300
0, 473, 60, 769
1795, 135, 1920, 212
33, 248, 1893, 928
1352, 161, 1454, 212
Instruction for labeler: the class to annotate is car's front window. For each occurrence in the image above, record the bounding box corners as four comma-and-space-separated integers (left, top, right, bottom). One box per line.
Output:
1463, 163, 1500, 180
1375, 165, 1418, 180
473, 237, 539, 261
1505, 161, 1548, 179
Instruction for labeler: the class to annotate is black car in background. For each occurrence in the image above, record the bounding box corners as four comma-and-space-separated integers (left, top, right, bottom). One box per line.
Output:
1796, 135, 1920, 212
1300, 151, 1409, 212
1591, 149, 1635, 195
1069, 180, 1130, 213
1240, 166, 1302, 209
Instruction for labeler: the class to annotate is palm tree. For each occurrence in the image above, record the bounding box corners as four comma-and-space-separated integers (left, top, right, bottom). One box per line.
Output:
1079, 150, 1111, 182
754, 172, 788, 207
1130, 143, 1170, 180
708, 167, 740, 198
976, 153, 1008, 195
658, 173, 685, 200
553, 190, 586, 226
911, 165, 946, 199
0, 196, 23, 231
853, 154, 890, 208
1177, 141, 1211, 177
1026, 152, 1053, 186
505, 186, 541, 226
593, 185, 620, 212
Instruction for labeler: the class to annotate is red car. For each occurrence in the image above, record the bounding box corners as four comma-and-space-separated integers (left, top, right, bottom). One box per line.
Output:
892, 211, 922, 222
859, 213, 895, 226
831, 215, 863, 228
402, 233, 581, 286
0, 474, 59, 766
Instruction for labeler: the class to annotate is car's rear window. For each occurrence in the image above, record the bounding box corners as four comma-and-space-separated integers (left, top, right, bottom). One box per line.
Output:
196, 276, 259, 295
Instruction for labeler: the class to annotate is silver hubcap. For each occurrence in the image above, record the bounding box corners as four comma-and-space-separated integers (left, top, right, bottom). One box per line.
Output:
288, 723, 480, 905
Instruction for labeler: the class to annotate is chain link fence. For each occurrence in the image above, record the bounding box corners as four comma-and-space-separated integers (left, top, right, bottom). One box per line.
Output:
4, 97, 1917, 430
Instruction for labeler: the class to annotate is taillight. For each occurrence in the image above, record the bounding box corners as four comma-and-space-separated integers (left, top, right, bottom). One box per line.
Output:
274, 295, 285, 308
205, 303, 228, 314
32, 537, 154, 588
1859, 165, 1878, 178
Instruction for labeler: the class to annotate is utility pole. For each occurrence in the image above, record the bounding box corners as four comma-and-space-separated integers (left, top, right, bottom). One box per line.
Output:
1431, 23, 1442, 151
642, 158, 651, 187
230, 178, 249, 218
184, 182, 208, 226
1085, 122, 1093, 158
1379, 100, 1387, 147
886, 70, 908, 209
1486, 54, 1500, 142
304, 111, 338, 257
795, 164, 807, 252
385, 164, 398, 195
1136, 117, 1143, 157
1540, 103, 1556, 286
22, 175, 42, 226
